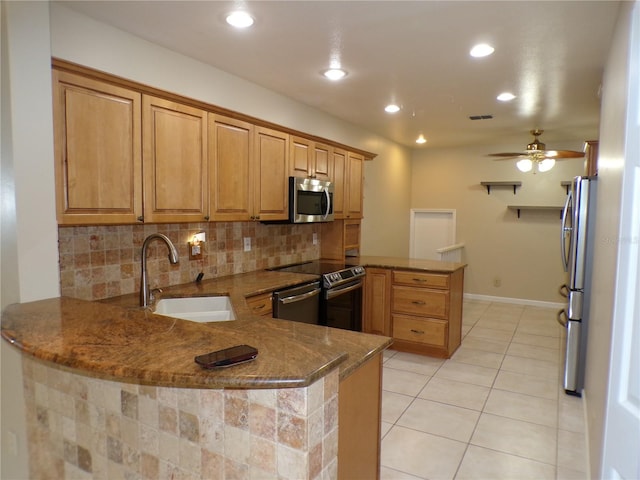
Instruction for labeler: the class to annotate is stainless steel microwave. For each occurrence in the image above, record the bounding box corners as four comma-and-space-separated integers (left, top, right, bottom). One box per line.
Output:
289, 177, 334, 223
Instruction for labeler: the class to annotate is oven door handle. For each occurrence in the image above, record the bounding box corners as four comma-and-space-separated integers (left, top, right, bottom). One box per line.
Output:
278, 288, 321, 305
325, 281, 363, 300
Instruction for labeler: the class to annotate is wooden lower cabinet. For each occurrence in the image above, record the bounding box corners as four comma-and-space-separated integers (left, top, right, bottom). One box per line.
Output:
338, 353, 382, 480
245, 292, 273, 317
364, 267, 464, 358
363, 268, 392, 336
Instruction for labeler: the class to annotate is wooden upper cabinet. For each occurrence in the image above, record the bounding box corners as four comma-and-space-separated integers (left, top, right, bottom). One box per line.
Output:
142, 96, 209, 223
52, 70, 142, 225
253, 126, 289, 222
346, 152, 364, 219
332, 148, 347, 219
289, 136, 332, 181
209, 114, 253, 221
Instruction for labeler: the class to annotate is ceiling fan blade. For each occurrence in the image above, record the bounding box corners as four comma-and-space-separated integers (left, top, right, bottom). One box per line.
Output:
487, 152, 528, 158
544, 150, 585, 159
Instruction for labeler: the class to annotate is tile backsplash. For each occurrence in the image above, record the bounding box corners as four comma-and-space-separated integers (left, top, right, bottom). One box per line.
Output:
58, 222, 320, 301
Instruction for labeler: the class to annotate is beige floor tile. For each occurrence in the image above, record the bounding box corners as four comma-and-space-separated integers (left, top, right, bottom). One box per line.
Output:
418, 377, 490, 411
493, 370, 559, 400
383, 349, 398, 362
456, 444, 556, 480
512, 331, 562, 349
474, 317, 518, 332
461, 324, 473, 337
380, 466, 424, 479
381, 421, 393, 439
471, 413, 557, 465
451, 345, 504, 369
383, 367, 430, 397
517, 318, 562, 338
501, 355, 559, 380
381, 426, 466, 480
381, 391, 414, 424
434, 361, 498, 387
557, 429, 587, 472
558, 394, 586, 433
556, 466, 590, 480
384, 351, 444, 376
467, 326, 514, 342
460, 335, 510, 354
397, 398, 480, 442
484, 389, 558, 428
507, 342, 561, 363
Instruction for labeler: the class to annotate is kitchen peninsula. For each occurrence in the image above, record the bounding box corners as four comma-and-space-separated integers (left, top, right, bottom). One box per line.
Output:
1, 270, 391, 479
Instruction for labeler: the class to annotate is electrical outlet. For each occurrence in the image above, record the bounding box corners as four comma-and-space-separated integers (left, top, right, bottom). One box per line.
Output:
243, 237, 251, 252
493, 276, 502, 287
313, 233, 318, 245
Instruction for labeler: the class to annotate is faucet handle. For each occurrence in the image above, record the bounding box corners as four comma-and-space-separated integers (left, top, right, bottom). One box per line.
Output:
149, 288, 163, 303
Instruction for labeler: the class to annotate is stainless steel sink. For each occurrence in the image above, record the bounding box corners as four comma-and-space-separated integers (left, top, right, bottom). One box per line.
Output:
154, 296, 236, 322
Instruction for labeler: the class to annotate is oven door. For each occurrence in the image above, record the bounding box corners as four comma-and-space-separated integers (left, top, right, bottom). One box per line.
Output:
322, 279, 363, 331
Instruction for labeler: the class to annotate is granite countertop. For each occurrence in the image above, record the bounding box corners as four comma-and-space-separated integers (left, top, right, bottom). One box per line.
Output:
1, 270, 391, 390
351, 255, 466, 273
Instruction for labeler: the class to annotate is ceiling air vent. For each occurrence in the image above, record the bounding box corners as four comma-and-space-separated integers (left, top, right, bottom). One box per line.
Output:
469, 114, 493, 120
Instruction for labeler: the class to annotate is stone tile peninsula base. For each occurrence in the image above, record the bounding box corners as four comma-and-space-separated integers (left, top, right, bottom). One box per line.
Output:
22, 356, 339, 479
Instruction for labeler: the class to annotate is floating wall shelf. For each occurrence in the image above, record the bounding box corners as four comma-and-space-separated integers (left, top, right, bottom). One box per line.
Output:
480, 181, 522, 195
508, 205, 564, 219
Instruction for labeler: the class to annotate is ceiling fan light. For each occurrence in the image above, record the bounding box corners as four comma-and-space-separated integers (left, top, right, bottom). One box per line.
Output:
538, 158, 556, 172
516, 159, 533, 172
226, 11, 254, 28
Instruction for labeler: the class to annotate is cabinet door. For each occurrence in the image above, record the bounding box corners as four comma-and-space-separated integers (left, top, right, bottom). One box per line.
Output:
209, 114, 253, 221
143, 96, 208, 223
313, 142, 332, 181
253, 126, 289, 221
346, 152, 364, 219
332, 148, 347, 219
52, 71, 142, 225
289, 135, 312, 178
364, 268, 392, 336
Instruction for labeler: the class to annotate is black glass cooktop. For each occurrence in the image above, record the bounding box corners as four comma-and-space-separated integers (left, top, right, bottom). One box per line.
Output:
270, 260, 346, 275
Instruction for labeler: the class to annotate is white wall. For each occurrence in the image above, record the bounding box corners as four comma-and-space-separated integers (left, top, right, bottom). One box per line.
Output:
411, 142, 585, 303
584, 2, 635, 476
1, 2, 60, 478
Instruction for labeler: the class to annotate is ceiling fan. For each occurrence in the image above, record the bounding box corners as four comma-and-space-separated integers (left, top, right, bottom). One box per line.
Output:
488, 129, 584, 172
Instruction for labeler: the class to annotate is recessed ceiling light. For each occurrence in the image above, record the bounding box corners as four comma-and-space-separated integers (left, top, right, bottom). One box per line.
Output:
497, 92, 516, 102
226, 11, 254, 28
416, 134, 427, 144
323, 68, 347, 81
385, 104, 400, 113
470, 43, 495, 58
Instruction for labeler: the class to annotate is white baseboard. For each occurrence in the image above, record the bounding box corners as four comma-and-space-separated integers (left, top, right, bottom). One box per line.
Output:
464, 293, 564, 309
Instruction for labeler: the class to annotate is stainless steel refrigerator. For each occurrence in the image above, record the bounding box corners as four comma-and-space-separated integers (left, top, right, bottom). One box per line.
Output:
559, 176, 597, 396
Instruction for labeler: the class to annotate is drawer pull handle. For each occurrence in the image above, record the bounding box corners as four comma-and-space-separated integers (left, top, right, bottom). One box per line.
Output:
410, 329, 425, 335
412, 300, 426, 305
253, 303, 266, 309
413, 278, 427, 283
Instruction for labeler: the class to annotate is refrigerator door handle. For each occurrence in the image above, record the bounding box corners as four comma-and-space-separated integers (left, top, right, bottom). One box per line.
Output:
559, 284, 570, 298
557, 309, 569, 327
561, 189, 573, 272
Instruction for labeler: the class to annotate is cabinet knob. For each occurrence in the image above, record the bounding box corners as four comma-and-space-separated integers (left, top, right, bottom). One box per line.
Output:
137, 216, 144, 222
204, 216, 210, 221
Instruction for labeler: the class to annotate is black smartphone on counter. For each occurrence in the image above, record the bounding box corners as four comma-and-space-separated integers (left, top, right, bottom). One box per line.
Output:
194, 344, 258, 369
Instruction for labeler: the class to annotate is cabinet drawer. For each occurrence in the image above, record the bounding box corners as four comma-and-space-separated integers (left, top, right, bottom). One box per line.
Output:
393, 315, 447, 347
246, 292, 273, 316
392, 285, 448, 318
393, 271, 449, 289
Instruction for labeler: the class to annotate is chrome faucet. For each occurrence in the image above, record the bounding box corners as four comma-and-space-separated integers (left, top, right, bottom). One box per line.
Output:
140, 233, 179, 307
